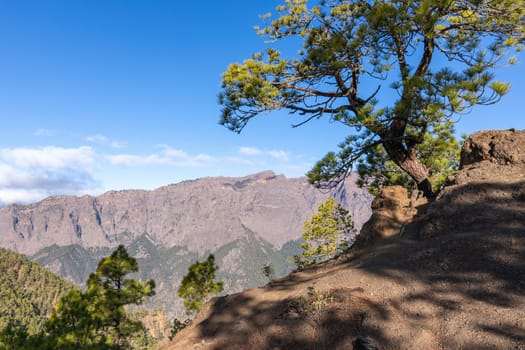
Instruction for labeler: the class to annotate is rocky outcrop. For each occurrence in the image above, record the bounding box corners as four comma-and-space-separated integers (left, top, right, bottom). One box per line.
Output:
0, 171, 372, 255
420, 129, 525, 238
460, 128, 525, 166
355, 186, 417, 246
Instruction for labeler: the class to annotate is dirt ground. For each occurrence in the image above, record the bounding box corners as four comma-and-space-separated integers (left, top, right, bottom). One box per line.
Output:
161, 130, 525, 350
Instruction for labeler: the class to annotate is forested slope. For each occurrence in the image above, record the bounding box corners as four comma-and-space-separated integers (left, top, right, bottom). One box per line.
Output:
0, 247, 75, 334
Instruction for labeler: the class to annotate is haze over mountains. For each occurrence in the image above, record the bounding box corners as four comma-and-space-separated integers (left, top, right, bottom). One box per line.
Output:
0, 170, 372, 316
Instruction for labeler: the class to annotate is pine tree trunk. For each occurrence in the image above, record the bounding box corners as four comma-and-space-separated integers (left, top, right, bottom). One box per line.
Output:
398, 156, 435, 199
383, 141, 436, 200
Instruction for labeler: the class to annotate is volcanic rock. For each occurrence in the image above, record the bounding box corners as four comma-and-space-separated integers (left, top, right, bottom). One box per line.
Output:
420, 129, 525, 237
355, 186, 416, 246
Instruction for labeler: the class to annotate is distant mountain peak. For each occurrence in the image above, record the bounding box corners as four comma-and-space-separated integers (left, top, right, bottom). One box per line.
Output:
0, 171, 372, 255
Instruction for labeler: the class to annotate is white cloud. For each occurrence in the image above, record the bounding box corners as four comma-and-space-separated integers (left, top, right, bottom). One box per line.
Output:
85, 134, 109, 144
106, 145, 216, 168
194, 154, 214, 162
105, 154, 163, 166
238, 146, 289, 162
0, 188, 50, 206
0, 146, 99, 205
110, 141, 127, 149
239, 147, 262, 156
0, 146, 95, 170
267, 150, 289, 161
0, 142, 303, 206
86, 134, 127, 149
224, 156, 255, 165
34, 128, 54, 137
161, 146, 189, 159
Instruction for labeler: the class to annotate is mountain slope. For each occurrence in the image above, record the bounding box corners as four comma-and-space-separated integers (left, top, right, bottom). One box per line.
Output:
29, 231, 302, 317
0, 171, 372, 317
0, 247, 75, 334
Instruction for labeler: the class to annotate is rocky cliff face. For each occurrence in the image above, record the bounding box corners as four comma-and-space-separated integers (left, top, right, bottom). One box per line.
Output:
0, 171, 372, 255
0, 170, 373, 317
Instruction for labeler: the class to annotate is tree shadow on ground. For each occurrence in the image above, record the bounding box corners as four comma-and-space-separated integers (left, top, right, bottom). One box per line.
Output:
195, 287, 389, 350
185, 181, 525, 349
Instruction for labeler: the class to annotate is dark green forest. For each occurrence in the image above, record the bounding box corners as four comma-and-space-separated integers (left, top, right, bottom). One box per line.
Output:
0, 246, 158, 350
0, 247, 76, 335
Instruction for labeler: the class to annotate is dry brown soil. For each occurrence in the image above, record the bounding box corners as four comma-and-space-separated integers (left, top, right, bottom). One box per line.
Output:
162, 130, 525, 350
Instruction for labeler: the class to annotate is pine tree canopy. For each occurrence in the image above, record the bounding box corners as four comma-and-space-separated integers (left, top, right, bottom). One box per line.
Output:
48, 245, 155, 350
219, 0, 524, 198
178, 254, 223, 315
300, 197, 355, 266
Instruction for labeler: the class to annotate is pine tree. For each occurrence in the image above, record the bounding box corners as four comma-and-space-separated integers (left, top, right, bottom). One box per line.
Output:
178, 255, 223, 316
47, 245, 155, 350
262, 262, 275, 282
47, 290, 95, 349
298, 198, 355, 267
219, 0, 524, 199
356, 121, 461, 195
86, 245, 155, 349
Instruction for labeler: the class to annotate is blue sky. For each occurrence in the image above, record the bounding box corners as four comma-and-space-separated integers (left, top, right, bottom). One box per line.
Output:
0, 0, 523, 205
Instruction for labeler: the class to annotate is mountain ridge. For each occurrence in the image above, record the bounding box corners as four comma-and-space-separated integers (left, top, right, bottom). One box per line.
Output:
0, 170, 372, 255
0, 170, 373, 317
